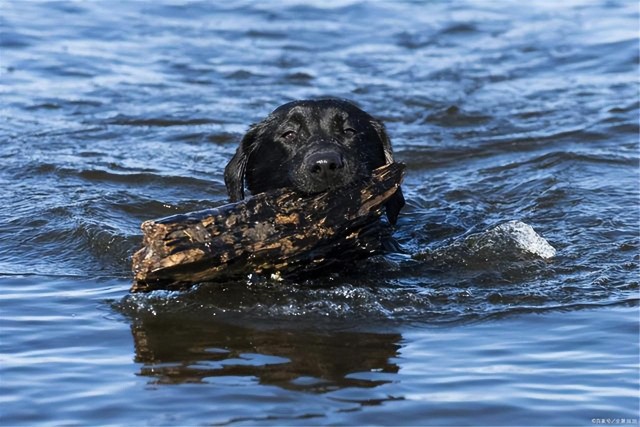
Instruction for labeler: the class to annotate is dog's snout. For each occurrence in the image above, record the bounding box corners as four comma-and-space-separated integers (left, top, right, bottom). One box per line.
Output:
306, 151, 344, 179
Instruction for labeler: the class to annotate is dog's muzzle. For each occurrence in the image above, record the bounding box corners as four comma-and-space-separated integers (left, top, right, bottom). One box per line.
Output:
305, 150, 345, 184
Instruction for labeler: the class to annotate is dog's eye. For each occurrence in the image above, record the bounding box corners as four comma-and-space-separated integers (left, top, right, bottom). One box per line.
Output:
343, 128, 357, 136
281, 130, 297, 141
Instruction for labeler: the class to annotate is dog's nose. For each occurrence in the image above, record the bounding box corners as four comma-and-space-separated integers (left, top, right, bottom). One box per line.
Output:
306, 151, 344, 181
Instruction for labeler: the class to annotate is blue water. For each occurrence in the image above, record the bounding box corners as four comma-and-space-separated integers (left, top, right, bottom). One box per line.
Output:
1, 1, 638, 425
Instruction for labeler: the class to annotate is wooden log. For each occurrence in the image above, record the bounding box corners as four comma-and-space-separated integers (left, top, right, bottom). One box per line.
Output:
131, 162, 405, 292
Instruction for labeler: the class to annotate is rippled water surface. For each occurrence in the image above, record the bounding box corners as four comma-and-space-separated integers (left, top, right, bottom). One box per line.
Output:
1, 1, 638, 425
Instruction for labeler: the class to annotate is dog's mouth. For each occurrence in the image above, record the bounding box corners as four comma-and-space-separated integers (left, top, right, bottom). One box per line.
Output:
291, 175, 352, 195
298, 178, 353, 194
291, 162, 368, 195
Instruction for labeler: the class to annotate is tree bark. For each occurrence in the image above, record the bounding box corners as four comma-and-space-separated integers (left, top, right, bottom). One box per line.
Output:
131, 162, 405, 292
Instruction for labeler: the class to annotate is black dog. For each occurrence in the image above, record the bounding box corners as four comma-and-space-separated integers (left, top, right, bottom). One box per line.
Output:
224, 99, 404, 224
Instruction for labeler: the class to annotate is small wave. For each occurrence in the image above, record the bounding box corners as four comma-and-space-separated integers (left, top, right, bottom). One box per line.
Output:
483, 150, 638, 174
13, 162, 224, 194
115, 269, 637, 329
76, 168, 214, 187
423, 105, 492, 127
104, 115, 223, 127
415, 220, 556, 267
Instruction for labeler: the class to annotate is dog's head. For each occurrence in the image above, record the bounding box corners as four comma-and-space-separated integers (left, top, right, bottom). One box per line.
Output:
225, 99, 404, 224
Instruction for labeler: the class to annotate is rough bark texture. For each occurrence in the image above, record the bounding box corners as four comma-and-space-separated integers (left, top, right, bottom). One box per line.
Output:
131, 162, 405, 292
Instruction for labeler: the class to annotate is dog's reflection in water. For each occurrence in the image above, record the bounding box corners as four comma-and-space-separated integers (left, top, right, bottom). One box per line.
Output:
131, 316, 401, 392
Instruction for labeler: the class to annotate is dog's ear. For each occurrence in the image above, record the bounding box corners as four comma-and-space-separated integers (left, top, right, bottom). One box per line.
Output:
224, 148, 247, 202
385, 186, 405, 226
224, 125, 261, 202
370, 119, 405, 225
370, 119, 394, 164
